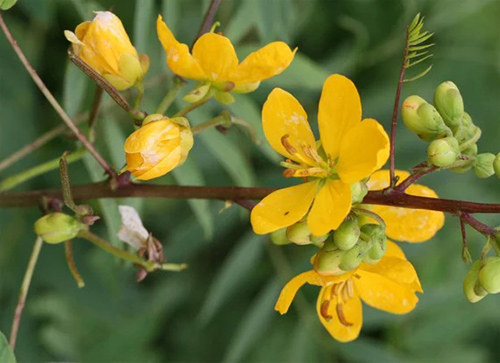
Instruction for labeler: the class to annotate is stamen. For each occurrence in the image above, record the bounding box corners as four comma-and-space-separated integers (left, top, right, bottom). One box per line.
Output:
346, 279, 354, 299
336, 303, 354, 327
281, 134, 297, 154
301, 144, 324, 165
320, 300, 332, 321
283, 169, 295, 178
341, 283, 350, 303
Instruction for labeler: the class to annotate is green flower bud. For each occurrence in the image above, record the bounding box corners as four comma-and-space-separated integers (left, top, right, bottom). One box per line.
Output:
462, 144, 478, 158
401, 95, 450, 141
479, 257, 500, 294
427, 137, 460, 167
333, 215, 360, 250
433, 81, 464, 129
351, 181, 368, 204
34, 213, 86, 244
286, 222, 312, 245
493, 153, 500, 179
356, 238, 373, 255
339, 245, 363, 272
311, 234, 329, 245
360, 224, 387, 264
270, 228, 290, 245
473, 153, 495, 178
183, 82, 211, 103
463, 260, 488, 303
314, 249, 345, 276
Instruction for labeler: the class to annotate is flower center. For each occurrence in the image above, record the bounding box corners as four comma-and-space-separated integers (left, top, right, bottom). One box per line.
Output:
320, 276, 358, 327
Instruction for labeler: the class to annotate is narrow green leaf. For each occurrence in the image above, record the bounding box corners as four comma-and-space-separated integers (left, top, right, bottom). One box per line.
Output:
161, 0, 179, 34
408, 43, 435, 51
403, 64, 433, 83
0, 0, 17, 10
225, 0, 260, 44
133, 0, 155, 53
407, 13, 421, 32
408, 19, 424, 38
407, 54, 433, 68
63, 62, 88, 118
0, 331, 16, 363
409, 31, 434, 45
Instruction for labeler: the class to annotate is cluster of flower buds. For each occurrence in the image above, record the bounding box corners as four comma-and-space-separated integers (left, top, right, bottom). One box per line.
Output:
402, 82, 500, 177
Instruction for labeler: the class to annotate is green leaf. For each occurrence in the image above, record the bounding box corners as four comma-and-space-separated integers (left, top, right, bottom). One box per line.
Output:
172, 158, 213, 239
198, 232, 264, 325
62, 62, 88, 118
133, 0, 155, 53
0, 0, 17, 10
161, 0, 180, 35
225, 0, 261, 44
0, 331, 16, 363
338, 337, 406, 362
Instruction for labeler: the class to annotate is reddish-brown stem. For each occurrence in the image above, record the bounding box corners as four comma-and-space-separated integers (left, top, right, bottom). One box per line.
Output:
0, 14, 116, 179
195, 0, 223, 42
460, 212, 497, 236
395, 164, 438, 192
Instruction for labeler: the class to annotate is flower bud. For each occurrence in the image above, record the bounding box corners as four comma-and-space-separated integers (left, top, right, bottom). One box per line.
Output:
314, 249, 345, 276
286, 221, 312, 245
360, 224, 387, 264
65, 11, 147, 90
125, 115, 193, 180
433, 81, 464, 129
473, 153, 495, 178
427, 137, 460, 167
351, 181, 368, 204
270, 228, 290, 245
493, 153, 500, 179
333, 215, 360, 250
339, 245, 363, 272
463, 260, 487, 303
233, 81, 261, 94
479, 257, 500, 294
401, 96, 449, 141
311, 234, 329, 245
183, 82, 211, 103
34, 213, 86, 244
462, 144, 478, 158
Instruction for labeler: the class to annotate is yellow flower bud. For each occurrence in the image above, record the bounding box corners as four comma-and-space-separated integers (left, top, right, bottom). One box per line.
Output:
65, 11, 147, 90
433, 81, 464, 129
493, 153, 500, 179
333, 215, 360, 250
473, 153, 495, 178
479, 257, 500, 294
427, 137, 460, 167
34, 213, 86, 244
286, 221, 312, 245
124, 115, 193, 180
401, 95, 449, 141
463, 260, 487, 303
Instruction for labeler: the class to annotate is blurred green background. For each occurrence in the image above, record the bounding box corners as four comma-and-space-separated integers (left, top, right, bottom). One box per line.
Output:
1, 0, 500, 361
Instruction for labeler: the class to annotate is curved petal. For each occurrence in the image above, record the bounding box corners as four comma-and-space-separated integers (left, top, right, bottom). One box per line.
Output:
132, 145, 182, 181
192, 33, 238, 82
356, 270, 419, 315
275, 271, 323, 314
124, 121, 179, 153
157, 15, 205, 80
366, 170, 445, 243
229, 42, 296, 84
318, 74, 362, 160
385, 240, 406, 259
307, 180, 352, 236
262, 88, 317, 164
317, 286, 363, 342
251, 181, 318, 234
336, 118, 390, 183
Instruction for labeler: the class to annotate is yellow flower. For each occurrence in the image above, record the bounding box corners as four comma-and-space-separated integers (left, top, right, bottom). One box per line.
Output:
156, 15, 295, 93
124, 114, 193, 180
65, 11, 149, 91
365, 170, 445, 242
250, 74, 390, 236
275, 241, 422, 342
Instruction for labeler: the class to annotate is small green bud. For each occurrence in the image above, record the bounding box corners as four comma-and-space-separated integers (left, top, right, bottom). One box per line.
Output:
433, 81, 464, 129
270, 228, 290, 245
339, 245, 363, 272
479, 257, 500, 294
183, 82, 211, 103
427, 137, 460, 167
463, 260, 487, 303
462, 144, 478, 158
360, 224, 387, 264
286, 222, 312, 245
311, 234, 329, 245
333, 215, 360, 250
356, 238, 373, 255
493, 153, 500, 179
401, 95, 449, 141
314, 249, 345, 276
351, 182, 368, 204
34, 213, 85, 244
473, 153, 495, 178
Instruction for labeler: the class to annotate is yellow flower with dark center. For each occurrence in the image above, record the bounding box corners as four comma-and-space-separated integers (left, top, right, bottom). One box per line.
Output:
124, 115, 193, 180
365, 170, 445, 242
250, 74, 390, 236
65, 11, 149, 91
275, 241, 422, 342
156, 15, 296, 93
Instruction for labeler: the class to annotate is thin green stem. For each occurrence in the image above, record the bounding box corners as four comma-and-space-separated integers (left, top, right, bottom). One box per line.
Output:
133, 82, 144, 110
65, 241, 85, 288
352, 208, 386, 229
174, 95, 211, 117
192, 114, 231, 135
0, 149, 86, 192
156, 78, 185, 114
9, 237, 43, 350
459, 127, 482, 152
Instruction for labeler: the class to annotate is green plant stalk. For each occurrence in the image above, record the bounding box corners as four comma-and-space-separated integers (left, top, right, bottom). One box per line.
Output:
133, 82, 144, 110
192, 114, 231, 135
156, 78, 185, 115
352, 208, 387, 229
459, 127, 482, 152
174, 94, 211, 117
65, 240, 85, 288
9, 237, 43, 350
0, 149, 86, 192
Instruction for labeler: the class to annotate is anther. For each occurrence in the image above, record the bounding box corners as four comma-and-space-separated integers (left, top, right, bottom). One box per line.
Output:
336, 303, 354, 327
281, 134, 297, 154
320, 300, 332, 321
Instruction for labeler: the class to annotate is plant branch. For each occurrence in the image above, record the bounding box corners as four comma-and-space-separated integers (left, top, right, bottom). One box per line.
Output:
156, 77, 185, 114
195, 0, 223, 42
65, 241, 85, 288
460, 212, 497, 236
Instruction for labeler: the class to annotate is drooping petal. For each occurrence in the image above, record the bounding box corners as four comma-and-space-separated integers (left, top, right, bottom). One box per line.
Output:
156, 15, 205, 80
336, 118, 390, 184
316, 285, 363, 342
307, 180, 352, 236
275, 271, 324, 314
366, 170, 445, 243
356, 269, 419, 314
262, 88, 317, 164
318, 74, 362, 160
192, 33, 238, 82
251, 181, 318, 234
229, 42, 296, 84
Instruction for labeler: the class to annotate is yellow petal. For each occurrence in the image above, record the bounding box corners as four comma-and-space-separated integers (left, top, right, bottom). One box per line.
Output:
318, 74, 362, 160
307, 180, 352, 236
251, 181, 318, 234
316, 286, 363, 342
385, 240, 406, 259
336, 118, 390, 184
192, 33, 238, 82
275, 271, 322, 314
134, 145, 182, 181
262, 88, 317, 164
366, 170, 445, 243
356, 269, 419, 315
229, 42, 296, 84
156, 15, 205, 80
124, 120, 179, 154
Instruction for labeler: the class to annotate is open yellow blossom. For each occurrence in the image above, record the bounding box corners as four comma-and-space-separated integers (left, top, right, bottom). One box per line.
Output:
65, 11, 149, 91
156, 15, 295, 93
365, 170, 445, 242
124, 114, 193, 180
276, 241, 422, 342
251, 74, 390, 237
